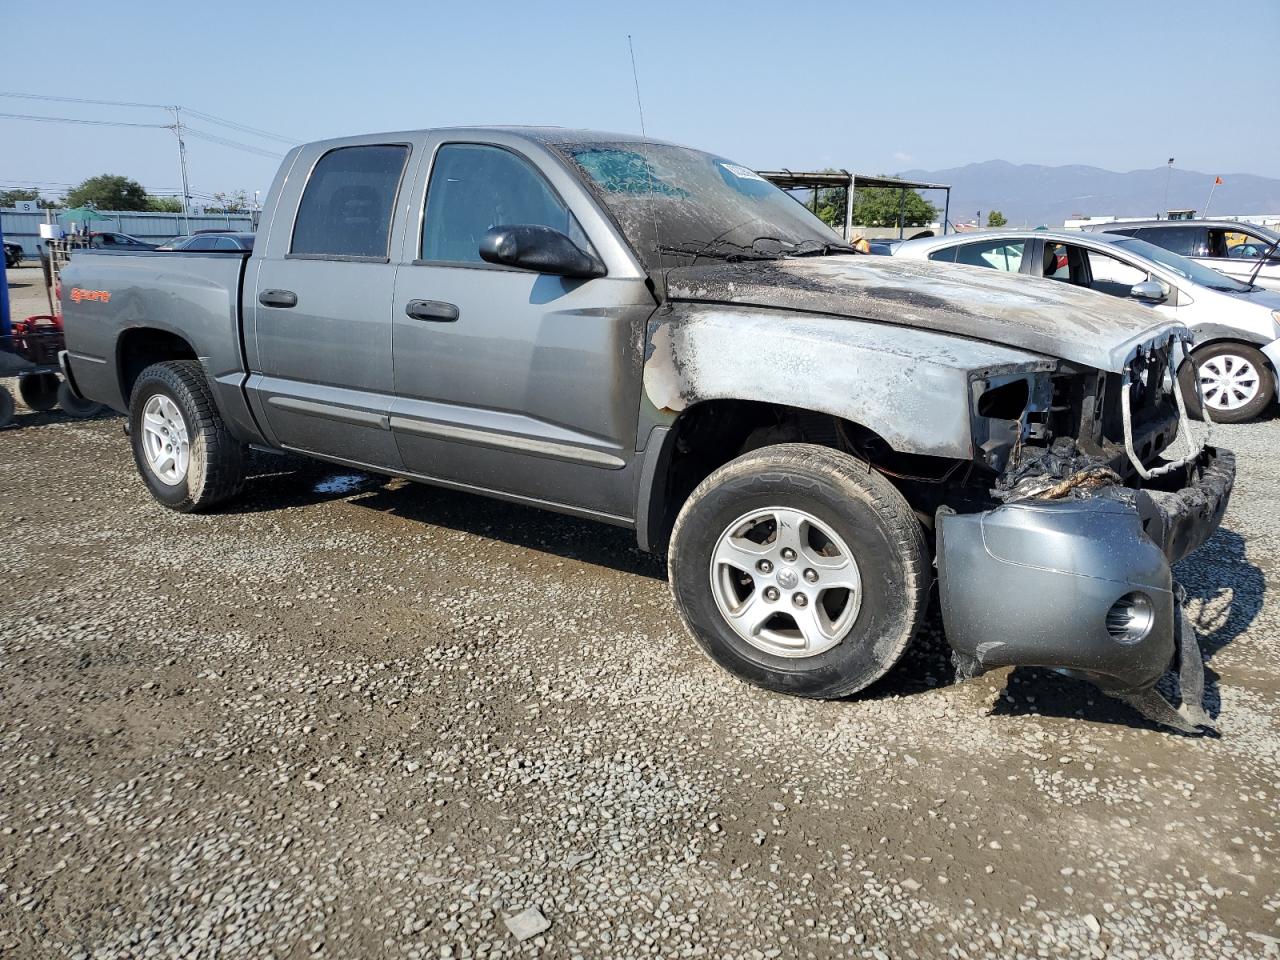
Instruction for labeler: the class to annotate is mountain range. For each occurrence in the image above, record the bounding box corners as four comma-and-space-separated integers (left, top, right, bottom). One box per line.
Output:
896, 160, 1280, 227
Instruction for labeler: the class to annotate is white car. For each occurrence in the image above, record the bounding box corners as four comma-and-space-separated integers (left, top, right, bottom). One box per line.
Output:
894, 230, 1280, 422
1080, 219, 1280, 293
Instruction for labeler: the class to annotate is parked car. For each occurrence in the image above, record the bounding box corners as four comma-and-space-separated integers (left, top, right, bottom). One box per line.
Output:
4, 240, 21, 268
156, 232, 255, 252
1080, 219, 1280, 292
865, 239, 903, 256
58, 127, 1233, 729
87, 231, 157, 251
895, 230, 1280, 423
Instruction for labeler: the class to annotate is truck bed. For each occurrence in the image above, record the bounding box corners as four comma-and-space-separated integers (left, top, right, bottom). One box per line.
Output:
59, 249, 258, 437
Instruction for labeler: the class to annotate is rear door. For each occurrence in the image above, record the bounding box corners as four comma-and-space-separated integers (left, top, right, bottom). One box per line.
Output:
245, 140, 415, 468
388, 135, 654, 521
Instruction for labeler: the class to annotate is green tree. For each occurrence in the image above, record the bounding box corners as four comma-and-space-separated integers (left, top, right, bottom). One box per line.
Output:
0, 188, 59, 209
0, 187, 38, 207
987, 210, 1008, 227
851, 182, 938, 228
207, 190, 251, 213
65, 174, 150, 211
146, 196, 184, 213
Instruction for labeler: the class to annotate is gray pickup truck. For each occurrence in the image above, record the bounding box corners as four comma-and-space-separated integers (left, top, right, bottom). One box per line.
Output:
59, 127, 1234, 729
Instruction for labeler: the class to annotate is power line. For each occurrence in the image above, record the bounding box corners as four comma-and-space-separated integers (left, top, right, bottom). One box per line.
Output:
184, 126, 284, 159
0, 90, 171, 110
183, 108, 297, 145
0, 111, 173, 129
0, 90, 297, 144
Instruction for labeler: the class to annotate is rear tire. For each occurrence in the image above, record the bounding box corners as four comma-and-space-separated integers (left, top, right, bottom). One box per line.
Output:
128, 360, 245, 512
668, 443, 930, 699
0, 386, 13, 427
57, 381, 103, 419
18, 373, 59, 411
1179, 342, 1274, 424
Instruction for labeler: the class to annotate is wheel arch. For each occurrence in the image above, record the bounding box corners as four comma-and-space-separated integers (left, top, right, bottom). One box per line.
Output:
635, 398, 957, 554
116, 327, 199, 405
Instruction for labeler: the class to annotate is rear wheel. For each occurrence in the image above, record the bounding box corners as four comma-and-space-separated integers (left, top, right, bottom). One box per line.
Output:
128, 360, 245, 512
18, 372, 59, 411
57, 381, 103, 419
668, 443, 930, 699
1180, 342, 1274, 423
0, 386, 14, 427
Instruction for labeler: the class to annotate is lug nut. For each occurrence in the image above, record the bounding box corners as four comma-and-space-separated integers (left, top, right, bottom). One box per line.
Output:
793, 593, 808, 608
757, 559, 773, 574
780, 547, 797, 562
803, 568, 818, 583
763, 586, 780, 602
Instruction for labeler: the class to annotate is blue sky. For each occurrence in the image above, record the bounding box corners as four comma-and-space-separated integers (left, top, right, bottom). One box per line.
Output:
3, 0, 1277, 203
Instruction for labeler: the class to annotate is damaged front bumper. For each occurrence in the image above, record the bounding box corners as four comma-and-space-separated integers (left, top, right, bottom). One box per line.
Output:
937, 447, 1234, 725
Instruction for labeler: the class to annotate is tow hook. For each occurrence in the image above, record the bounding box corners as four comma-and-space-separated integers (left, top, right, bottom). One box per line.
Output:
1108, 585, 1215, 734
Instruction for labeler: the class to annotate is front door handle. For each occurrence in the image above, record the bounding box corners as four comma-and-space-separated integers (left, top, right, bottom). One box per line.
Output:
405, 299, 459, 322
258, 289, 298, 308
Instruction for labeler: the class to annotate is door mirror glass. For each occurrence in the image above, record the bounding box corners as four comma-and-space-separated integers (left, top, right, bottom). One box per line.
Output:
479, 225, 606, 279
1129, 279, 1168, 302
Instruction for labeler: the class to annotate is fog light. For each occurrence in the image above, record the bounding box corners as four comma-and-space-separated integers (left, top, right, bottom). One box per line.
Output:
1105, 592, 1155, 645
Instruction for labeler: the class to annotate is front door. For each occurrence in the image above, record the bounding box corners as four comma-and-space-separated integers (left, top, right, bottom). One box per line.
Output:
248, 142, 413, 468
389, 140, 653, 521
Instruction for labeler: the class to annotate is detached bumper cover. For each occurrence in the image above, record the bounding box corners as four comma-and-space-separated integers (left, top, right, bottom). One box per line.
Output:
937, 447, 1234, 694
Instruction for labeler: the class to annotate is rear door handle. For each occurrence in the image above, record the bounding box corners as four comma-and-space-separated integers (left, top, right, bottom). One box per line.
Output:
405, 299, 459, 322
258, 289, 298, 308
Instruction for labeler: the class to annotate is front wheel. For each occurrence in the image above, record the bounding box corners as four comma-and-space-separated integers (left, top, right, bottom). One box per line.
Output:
667, 443, 930, 699
1179, 342, 1275, 424
128, 360, 245, 512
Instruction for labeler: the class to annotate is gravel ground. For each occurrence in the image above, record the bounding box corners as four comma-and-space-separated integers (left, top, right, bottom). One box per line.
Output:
2, 266, 1278, 959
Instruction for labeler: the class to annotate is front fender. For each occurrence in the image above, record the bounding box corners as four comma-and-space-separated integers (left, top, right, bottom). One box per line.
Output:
643, 302, 1053, 459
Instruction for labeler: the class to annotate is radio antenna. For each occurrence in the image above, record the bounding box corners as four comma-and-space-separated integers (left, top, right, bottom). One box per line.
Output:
627, 35, 665, 270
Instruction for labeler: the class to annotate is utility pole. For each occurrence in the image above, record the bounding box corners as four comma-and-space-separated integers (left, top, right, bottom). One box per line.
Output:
1162, 158, 1174, 218
169, 106, 192, 235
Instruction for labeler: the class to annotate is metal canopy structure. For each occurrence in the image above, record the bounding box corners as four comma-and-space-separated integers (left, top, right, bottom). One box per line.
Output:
757, 169, 953, 241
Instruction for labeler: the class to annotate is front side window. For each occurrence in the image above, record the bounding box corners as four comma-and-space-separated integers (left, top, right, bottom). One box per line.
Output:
420, 144, 585, 263
953, 239, 1026, 272
1086, 250, 1149, 298
291, 144, 409, 259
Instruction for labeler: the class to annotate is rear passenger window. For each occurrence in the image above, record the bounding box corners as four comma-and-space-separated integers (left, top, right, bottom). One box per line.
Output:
420, 143, 588, 263
954, 239, 1025, 272
291, 144, 409, 260
1134, 226, 1202, 257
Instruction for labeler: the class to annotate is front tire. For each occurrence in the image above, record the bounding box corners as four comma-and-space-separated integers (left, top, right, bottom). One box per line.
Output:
1180, 342, 1275, 424
668, 443, 930, 699
128, 360, 245, 512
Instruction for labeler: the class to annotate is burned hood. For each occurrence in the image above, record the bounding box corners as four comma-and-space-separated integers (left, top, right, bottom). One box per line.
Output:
664, 256, 1183, 373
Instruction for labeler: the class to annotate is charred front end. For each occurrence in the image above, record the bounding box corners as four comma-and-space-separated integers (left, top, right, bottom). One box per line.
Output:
938, 332, 1234, 729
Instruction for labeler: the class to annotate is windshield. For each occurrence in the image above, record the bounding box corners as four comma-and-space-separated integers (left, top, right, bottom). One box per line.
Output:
1114, 237, 1253, 292
554, 141, 842, 272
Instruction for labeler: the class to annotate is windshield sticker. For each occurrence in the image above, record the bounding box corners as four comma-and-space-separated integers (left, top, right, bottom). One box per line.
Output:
718, 162, 766, 183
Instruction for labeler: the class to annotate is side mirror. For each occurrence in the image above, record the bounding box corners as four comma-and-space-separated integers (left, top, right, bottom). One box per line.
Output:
1129, 279, 1168, 303
479, 224, 605, 279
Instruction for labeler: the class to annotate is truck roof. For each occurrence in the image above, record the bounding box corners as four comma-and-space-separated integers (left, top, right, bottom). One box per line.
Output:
299, 126, 682, 151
